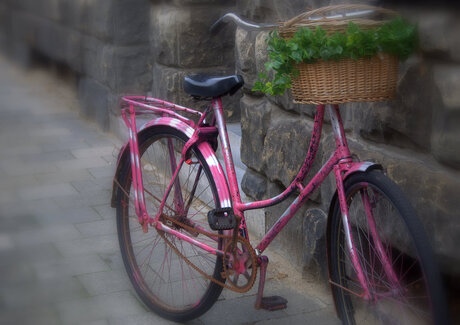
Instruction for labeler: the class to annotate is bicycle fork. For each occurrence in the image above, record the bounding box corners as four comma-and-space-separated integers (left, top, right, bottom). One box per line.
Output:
334, 166, 372, 300
333, 165, 401, 301
327, 103, 401, 301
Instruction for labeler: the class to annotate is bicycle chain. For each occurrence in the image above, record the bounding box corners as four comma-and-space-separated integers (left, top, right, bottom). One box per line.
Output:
114, 178, 258, 293
157, 214, 258, 293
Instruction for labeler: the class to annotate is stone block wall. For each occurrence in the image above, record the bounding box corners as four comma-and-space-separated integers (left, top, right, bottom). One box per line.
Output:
1, 0, 458, 281
2, 0, 154, 131
235, 0, 460, 278
149, 0, 241, 122
1, 0, 239, 131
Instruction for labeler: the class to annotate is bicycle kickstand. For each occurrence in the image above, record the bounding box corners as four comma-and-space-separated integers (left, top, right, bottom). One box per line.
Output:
254, 256, 288, 311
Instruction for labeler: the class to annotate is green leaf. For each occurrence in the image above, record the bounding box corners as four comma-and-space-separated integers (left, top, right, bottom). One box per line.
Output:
254, 16, 418, 96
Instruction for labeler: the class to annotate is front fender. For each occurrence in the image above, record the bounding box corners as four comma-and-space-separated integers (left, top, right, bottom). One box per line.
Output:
326, 161, 382, 261
110, 117, 231, 209
342, 161, 382, 180
326, 161, 383, 230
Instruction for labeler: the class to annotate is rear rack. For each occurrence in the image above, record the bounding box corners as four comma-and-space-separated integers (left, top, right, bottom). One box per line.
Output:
121, 96, 203, 127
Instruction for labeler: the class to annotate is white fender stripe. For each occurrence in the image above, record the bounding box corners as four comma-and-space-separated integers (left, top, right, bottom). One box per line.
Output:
127, 117, 232, 209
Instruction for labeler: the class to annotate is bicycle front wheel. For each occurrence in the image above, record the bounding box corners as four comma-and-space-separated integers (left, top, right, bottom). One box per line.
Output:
115, 126, 225, 322
329, 170, 448, 325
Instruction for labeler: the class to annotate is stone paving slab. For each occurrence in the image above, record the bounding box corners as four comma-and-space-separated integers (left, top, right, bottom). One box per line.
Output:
12, 224, 82, 247
0, 55, 339, 324
33, 255, 111, 281
0, 277, 88, 308
35, 169, 94, 185
0, 306, 61, 325
52, 191, 113, 210
74, 219, 117, 238
18, 183, 78, 201
57, 291, 147, 325
76, 269, 132, 296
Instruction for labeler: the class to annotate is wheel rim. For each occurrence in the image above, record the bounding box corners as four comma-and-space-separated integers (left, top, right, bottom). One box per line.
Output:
336, 182, 433, 325
120, 134, 223, 313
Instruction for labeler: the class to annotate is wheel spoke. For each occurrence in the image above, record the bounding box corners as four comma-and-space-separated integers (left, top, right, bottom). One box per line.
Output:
116, 131, 224, 319
329, 172, 439, 325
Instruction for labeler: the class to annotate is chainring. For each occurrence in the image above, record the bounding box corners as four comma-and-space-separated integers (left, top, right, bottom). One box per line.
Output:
222, 236, 258, 293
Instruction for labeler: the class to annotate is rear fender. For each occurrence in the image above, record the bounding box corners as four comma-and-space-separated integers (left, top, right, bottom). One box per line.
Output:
110, 117, 231, 209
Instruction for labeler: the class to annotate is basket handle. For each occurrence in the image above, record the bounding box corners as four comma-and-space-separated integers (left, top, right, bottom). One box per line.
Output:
283, 4, 398, 28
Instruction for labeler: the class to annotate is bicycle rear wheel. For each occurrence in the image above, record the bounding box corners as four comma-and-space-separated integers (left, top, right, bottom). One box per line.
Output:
115, 126, 225, 322
329, 170, 448, 325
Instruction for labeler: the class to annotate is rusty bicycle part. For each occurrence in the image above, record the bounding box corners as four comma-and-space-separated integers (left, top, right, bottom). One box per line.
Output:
222, 236, 258, 292
158, 213, 257, 293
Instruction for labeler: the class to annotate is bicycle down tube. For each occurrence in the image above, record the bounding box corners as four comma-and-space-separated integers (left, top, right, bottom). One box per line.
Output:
213, 101, 372, 298
244, 105, 353, 254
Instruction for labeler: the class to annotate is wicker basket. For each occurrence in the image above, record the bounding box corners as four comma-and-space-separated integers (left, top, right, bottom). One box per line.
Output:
278, 5, 399, 104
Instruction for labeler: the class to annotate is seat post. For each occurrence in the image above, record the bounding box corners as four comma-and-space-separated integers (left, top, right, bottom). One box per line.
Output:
212, 98, 241, 204
211, 97, 247, 235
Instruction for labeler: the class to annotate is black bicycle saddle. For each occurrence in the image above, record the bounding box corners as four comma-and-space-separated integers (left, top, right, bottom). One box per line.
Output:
183, 74, 244, 98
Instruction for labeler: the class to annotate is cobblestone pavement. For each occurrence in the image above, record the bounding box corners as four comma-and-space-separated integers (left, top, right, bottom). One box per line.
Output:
0, 56, 340, 325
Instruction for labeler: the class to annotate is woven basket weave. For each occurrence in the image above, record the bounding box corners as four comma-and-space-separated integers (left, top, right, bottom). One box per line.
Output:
278, 5, 399, 104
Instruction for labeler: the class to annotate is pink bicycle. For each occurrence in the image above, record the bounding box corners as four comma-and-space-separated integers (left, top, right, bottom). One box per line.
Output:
111, 13, 448, 325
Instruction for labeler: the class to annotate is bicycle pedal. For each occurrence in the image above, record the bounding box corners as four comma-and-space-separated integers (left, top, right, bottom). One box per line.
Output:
260, 296, 288, 311
207, 208, 236, 230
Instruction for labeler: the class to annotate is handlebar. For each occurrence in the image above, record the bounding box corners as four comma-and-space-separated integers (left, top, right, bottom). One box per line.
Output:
209, 13, 277, 35
210, 9, 377, 35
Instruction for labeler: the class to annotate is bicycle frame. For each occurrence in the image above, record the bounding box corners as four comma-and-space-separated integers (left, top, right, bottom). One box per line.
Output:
119, 96, 398, 300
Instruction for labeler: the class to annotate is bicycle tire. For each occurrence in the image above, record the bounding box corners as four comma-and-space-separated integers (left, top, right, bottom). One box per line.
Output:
115, 125, 225, 322
329, 170, 449, 325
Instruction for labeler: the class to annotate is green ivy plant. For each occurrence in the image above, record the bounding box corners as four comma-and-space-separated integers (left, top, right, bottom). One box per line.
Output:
253, 17, 418, 96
